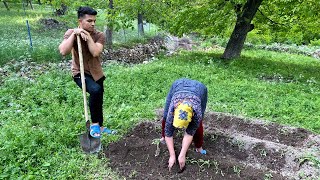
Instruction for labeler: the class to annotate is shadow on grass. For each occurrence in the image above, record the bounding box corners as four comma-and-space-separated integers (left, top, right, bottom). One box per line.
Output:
174, 50, 320, 83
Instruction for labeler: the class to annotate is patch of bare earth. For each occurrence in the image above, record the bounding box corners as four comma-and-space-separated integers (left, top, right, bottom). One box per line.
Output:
104, 110, 320, 180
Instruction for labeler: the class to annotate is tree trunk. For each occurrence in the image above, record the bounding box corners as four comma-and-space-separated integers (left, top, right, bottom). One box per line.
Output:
105, 0, 114, 49
55, 4, 67, 16
137, 13, 144, 36
38, 0, 41, 5
222, 0, 263, 59
3, 1, 9, 10
105, 27, 113, 49
29, 0, 34, 10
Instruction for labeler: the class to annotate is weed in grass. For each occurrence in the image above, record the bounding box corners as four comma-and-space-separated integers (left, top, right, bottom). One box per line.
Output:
212, 160, 220, 174
298, 155, 320, 168
230, 138, 246, 150
298, 172, 306, 179
259, 149, 268, 157
279, 150, 287, 158
175, 128, 185, 137
186, 158, 220, 173
264, 173, 273, 180
220, 170, 225, 177
306, 140, 318, 148
298, 171, 315, 180
152, 138, 161, 145
198, 159, 211, 169
129, 170, 138, 178
210, 134, 218, 142
279, 127, 290, 136
233, 165, 242, 177
186, 157, 199, 165
152, 138, 161, 157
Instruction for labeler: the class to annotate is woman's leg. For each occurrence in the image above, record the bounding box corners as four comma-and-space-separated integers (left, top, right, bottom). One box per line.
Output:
162, 118, 166, 138
193, 120, 204, 148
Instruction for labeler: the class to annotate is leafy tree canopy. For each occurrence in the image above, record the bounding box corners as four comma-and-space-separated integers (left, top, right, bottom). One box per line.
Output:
6, 0, 319, 45
142, 0, 320, 44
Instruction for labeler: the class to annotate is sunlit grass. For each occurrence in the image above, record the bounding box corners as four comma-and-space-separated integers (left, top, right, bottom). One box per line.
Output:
0, 5, 63, 65
0, 4, 161, 65
1, 49, 319, 178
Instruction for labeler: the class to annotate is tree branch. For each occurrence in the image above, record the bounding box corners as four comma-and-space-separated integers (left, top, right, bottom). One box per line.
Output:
258, 9, 288, 27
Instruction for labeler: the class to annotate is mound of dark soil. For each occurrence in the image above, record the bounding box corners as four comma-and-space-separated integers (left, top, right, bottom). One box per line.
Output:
101, 35, 199, 64
104, 111, 320, 180
38, 18, 68, 30
102, 36, 165, 64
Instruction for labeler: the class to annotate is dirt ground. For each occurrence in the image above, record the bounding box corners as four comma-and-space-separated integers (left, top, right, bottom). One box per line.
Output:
104, 110, 320, 180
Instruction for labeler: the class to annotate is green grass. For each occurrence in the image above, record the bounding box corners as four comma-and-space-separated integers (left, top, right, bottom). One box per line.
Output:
0, 70, 121, 179
1, 48, 319, 178
0, 5, 160, 65
0, 5, 64, 65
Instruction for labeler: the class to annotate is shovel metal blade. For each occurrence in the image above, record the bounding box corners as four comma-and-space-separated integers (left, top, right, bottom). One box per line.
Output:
79, 132, 101, 154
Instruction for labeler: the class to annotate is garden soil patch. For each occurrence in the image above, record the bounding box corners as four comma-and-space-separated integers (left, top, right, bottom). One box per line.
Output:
105, 111, 320, 179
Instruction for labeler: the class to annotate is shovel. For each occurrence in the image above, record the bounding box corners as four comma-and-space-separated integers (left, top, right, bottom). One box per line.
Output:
77, 35, 101, 153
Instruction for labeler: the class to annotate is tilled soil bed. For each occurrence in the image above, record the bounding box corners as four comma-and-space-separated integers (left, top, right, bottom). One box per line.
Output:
105, 111, 320, 180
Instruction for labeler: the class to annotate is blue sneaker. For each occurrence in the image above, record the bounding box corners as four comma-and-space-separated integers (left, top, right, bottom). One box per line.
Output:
90, 124, 101, 138
101, 127, 117, 135
196, 149, 207, 155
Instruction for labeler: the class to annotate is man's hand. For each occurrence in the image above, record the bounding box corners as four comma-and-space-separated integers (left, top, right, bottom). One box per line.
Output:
73, 28, 103, 57
168, 155, 176, 172
74, 28, 90, 41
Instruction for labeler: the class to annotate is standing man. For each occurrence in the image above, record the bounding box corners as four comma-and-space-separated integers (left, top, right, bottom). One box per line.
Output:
161, 78, 208, 171
59, 6, 111, 138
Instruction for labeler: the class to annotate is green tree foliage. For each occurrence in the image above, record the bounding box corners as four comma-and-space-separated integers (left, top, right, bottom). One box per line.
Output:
154, 0, 320, 45
2, 0, 10, 10
7, 0, 318, 58
2, 0, 34, 10
139, 0, 320, 59
6, 0, 320, 46
256, 0, 320, 44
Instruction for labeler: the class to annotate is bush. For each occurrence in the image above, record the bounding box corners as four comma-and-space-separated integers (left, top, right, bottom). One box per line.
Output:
310, 39, 320, 46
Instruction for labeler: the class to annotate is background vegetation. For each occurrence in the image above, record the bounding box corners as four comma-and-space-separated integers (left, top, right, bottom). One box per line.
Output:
0, 1, 319, 179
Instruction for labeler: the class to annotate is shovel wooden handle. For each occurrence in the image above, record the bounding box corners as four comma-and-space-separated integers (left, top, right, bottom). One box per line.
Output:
77, 35, 89, 123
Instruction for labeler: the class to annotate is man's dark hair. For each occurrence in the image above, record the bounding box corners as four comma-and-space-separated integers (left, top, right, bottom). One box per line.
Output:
77, 6, 97, 19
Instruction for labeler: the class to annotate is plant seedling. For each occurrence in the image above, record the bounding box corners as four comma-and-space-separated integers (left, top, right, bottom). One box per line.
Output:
152, 138, 161, 157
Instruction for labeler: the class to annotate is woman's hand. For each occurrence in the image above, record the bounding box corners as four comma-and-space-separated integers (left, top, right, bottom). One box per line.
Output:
168, 155, 176, 172
178, 154, 186, 170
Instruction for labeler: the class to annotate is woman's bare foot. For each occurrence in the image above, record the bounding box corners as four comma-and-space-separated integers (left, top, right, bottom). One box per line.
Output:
160, 137, 165, 144
196, 147, 207, 154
